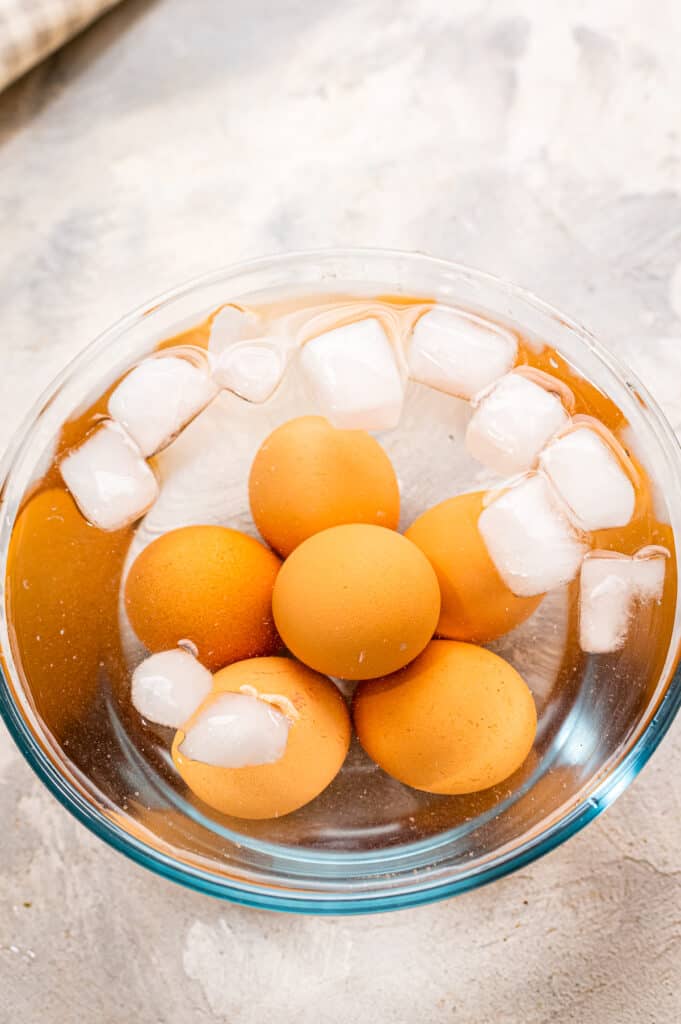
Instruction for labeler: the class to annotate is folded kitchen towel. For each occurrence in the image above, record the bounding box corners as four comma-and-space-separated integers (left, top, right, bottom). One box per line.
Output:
0, 0, 120, 92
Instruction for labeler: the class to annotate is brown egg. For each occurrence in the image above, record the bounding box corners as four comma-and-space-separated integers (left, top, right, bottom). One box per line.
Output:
272, 523, 441, 680
405, 491, 542, 642
125, 526, 281, 671
353, 640, 537, 794
6, 488, 131, 735
248, 415, 400, 556
172, 656, 351, 819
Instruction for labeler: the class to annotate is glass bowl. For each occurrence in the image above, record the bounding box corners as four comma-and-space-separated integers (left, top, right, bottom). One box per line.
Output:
1, 249, 680, 914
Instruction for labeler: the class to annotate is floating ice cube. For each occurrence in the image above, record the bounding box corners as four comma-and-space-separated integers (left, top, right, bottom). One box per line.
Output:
466, 373, 570, 476
208, 305, 261, 357
579, 549, 667, 653
212, 340, 285, 403
478, 474, 587, 597
408, 307, 517, 399
108, 355, 216, 457
179, 691, 290, 768
540, 427, 636, 531
132, 649, 212, 728
579, 561, 631, 655
299, 318, 404, 430
60, 421, 159, 531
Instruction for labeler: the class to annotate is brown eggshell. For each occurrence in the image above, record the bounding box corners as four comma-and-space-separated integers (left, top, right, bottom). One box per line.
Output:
249, 415, 400, 557
172, 656, 351, 819
405, 491, 542, 642
353, 639, 537, 794
125, 525, 281, 671
6, 488, 131, 735
272, 524, 441, 680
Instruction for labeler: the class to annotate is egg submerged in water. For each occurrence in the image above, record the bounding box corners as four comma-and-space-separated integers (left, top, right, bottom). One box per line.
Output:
353, 640, 537, 794
125, 525, 281, 671
272, 523, 441, 680
249, 415, 400, 556
172, 656, 351, 819
131, 424, 539, 818
405, 491, 543, 642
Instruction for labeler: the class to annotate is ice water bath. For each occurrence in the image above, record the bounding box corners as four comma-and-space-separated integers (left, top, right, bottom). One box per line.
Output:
3, 269, 677, 862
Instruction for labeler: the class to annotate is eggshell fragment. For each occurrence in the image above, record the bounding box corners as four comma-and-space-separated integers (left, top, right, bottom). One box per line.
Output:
249, 416, 400, 557
172, 656, 351, 819
353, 640, 537, 794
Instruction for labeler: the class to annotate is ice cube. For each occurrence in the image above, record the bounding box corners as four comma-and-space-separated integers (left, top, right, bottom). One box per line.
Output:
299, 318, 404, 430
579, 560, 631, 655
60, 421, 159, 531
540, 427, 636, 531
408, 306, 517, 399
179, 691, 290, 768
212, 340, 285, 403
108, 355, 216, 457
629, 549, 668, 601
579, 549, 667, 653
478, 473, 587, 597
208, 305, 261, 357
466, 373, 570, 476
131, 649, 212, 728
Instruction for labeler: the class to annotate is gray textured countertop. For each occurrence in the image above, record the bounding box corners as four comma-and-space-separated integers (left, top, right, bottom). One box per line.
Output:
0, 2, 679, 1021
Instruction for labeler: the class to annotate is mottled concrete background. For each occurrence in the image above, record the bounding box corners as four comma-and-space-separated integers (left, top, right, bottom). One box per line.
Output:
1, 1, 680, 1021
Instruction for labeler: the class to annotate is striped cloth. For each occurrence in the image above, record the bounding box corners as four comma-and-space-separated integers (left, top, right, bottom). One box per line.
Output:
0, 0, 119, 92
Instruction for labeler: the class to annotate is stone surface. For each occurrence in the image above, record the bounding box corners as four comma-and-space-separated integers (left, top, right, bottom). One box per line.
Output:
0, 1, 680, 1021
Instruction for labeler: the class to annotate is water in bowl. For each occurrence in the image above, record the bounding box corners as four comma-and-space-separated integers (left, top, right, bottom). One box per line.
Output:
4, 286, 676, 861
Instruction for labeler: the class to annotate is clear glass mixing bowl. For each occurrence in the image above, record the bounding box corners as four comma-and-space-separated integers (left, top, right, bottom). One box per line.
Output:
1, 249, 680, 913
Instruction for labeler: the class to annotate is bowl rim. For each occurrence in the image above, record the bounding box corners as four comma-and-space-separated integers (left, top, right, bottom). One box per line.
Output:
1, 246, 680, 914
